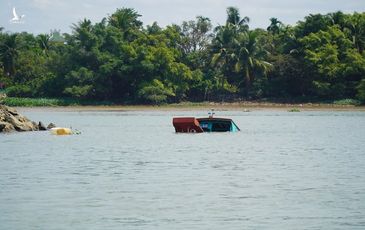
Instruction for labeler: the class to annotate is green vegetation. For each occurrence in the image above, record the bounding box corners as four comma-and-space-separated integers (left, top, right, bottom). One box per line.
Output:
2, 97, 115, 107
1, 8, 365, 105
333, 99, 361, 105
288, 108, 301, 112
2, 97, 71, 106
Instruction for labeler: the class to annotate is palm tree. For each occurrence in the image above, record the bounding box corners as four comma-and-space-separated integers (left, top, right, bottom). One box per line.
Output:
0, 34, 19, 77
108, 8, 142, 40
226, 7, 250, 33
267, 18, 283, 34
71, 19, 97, 50
328, 11, 346, 28
211, 24, 236, 90
233, 31, 272, 91
344, 12, 365, 54
37, 34, 51, 55
211, 7, 255, 93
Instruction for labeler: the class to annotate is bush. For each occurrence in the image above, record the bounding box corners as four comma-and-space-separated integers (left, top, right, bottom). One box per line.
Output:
312, 81, 330, 97
288, 108, 300, 112
356, 79, 365, 103
63, 85, 94, 98
333, 98, 361, 105
137, 80, 175, 104
6, 85, 33, 97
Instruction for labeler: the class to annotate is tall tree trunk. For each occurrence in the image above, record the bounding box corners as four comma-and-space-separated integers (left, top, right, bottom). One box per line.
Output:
244, 67, 251, 97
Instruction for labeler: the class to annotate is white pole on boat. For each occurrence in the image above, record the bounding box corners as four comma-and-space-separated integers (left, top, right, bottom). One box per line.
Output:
209, 108, 215, 118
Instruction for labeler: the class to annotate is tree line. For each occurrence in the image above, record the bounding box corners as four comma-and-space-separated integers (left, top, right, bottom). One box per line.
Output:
1, 7, 365, 104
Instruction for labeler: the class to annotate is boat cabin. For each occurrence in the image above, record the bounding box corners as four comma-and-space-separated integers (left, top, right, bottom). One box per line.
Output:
172, 117, 240, 133
198, 117, 240, 132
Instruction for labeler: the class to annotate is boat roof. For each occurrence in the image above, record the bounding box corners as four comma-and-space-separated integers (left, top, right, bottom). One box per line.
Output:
197, 117, 233, 122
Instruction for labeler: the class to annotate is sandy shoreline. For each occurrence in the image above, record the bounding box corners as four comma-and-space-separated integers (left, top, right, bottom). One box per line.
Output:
15, 102, 365, 112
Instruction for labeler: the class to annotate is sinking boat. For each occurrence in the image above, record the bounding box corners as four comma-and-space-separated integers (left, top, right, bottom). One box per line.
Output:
172, 110, 240, 133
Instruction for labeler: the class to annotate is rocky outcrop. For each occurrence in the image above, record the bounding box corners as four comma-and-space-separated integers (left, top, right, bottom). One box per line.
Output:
0, 105, 51, 133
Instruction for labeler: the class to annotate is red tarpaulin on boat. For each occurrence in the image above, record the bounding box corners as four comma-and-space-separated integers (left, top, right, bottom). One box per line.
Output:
172, 117, 204, 133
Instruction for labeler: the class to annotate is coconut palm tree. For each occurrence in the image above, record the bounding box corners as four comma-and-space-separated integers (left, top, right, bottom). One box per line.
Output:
267, 17, 283, 34
233, 31, 272, 91
344, 12, 365, 54
71, 19, 97, 51
108, 8, 142, 41
211, 7, 251, 87
0, 34, 19, 77
226, 7, 250, 34
328, 11, 346, 28
226, 7, 250, 33
37, 34, 51, 55
211, 23, 236, 89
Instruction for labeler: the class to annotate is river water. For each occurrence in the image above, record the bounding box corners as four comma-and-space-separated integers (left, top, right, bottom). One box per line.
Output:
1, 109, 365, 230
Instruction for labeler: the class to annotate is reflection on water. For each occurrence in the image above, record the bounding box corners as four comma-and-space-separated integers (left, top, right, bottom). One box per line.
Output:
1, 110, 365, 230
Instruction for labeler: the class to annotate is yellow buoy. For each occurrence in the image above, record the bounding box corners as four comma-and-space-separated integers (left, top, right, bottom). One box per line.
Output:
50, 127, 72, 135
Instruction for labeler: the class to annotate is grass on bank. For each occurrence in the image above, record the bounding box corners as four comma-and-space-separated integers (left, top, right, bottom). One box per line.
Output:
332, 98, 362, 106
288, 108, 301, 112
1, 95, 364, 108
1, 97, 209, 107
1, 97, 114, 107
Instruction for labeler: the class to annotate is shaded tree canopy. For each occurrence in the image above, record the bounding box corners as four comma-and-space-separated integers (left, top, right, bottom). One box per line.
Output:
1, 8, 365, 104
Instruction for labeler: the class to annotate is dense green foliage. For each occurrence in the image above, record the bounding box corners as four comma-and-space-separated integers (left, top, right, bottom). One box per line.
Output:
1, 97, 116, 107
1, 8, 365, 104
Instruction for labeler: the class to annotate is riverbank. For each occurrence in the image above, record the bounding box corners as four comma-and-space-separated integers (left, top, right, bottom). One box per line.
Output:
2, 95, 365, 111
13, 101, 365, 112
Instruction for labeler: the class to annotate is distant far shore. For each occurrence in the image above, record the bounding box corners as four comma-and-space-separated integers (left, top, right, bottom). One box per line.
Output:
13, 101, 365, 112
2, 95, 364, 111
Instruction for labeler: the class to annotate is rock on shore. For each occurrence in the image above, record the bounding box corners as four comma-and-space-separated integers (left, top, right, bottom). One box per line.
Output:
0, 105, 48, 133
